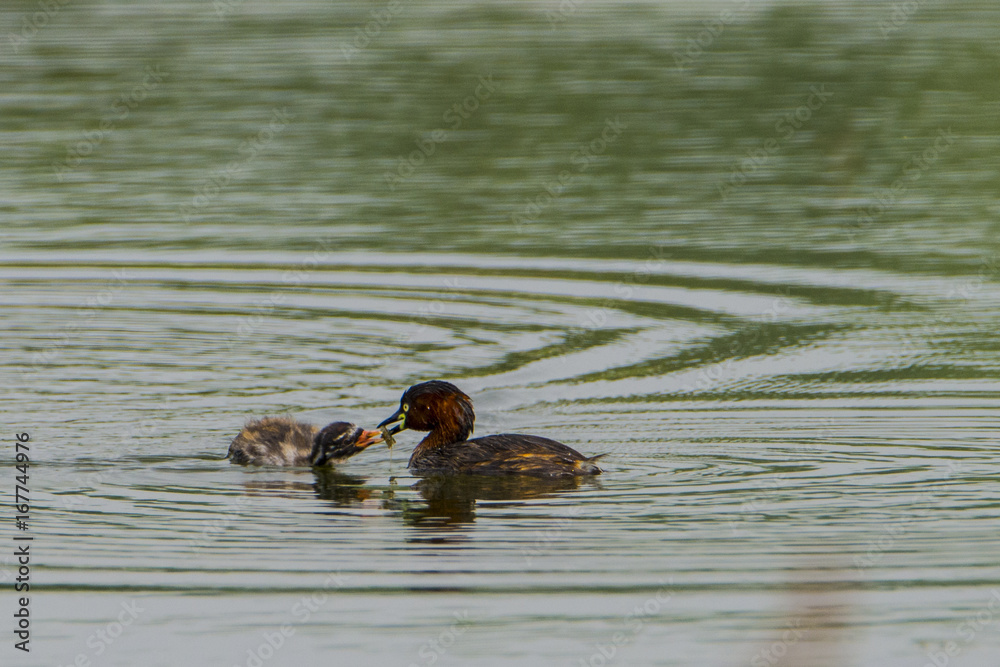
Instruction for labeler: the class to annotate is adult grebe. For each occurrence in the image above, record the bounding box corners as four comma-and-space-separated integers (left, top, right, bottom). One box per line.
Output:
227, 417, 383, 467
377, 381, 603, 477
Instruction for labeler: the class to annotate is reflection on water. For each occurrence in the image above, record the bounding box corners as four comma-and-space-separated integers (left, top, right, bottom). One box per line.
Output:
311, 469, 379, 507
2, 1, 1000, 666
401, 474, 590, 529
290, 468, 590, 530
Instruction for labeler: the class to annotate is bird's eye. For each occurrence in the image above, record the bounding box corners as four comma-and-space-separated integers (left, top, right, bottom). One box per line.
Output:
402, 404, 409, 412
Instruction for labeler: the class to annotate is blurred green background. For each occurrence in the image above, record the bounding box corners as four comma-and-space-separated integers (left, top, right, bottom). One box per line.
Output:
4, 0, 997, 271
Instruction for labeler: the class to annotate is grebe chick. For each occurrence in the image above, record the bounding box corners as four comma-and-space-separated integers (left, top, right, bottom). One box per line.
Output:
227, 417, 383, 467
377, 380, 603, 477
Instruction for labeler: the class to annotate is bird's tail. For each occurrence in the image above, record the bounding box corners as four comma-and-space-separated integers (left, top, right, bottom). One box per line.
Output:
576, 453, 607, 475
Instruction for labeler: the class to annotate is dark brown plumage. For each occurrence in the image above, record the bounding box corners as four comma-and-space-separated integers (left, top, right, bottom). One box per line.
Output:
227, 417, 382, 467
377, 380, 603, 477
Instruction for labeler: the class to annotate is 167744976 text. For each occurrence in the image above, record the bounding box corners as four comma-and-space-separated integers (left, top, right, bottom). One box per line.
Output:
13, 431, 31, 653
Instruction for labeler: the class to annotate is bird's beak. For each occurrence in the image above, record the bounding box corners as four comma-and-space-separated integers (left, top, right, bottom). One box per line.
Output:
377, 408, 406, 435
355, 428, 385, 450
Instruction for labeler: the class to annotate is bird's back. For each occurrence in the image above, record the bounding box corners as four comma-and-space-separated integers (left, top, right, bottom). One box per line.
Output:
227, 417, 318, 466
410, 433, 602, 477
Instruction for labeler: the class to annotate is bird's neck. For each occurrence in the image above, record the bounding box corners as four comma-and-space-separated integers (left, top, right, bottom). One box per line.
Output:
416, 422, 472, 451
